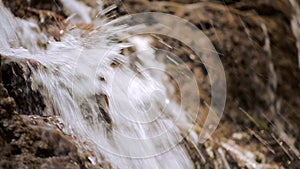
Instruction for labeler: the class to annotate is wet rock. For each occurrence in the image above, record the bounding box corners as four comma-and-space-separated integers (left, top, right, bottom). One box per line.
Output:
1, 59, 46, 116
2, 0, 66, 19
0, 63, 104, 168
0, 83, 16, 118
2, 0, 67, 41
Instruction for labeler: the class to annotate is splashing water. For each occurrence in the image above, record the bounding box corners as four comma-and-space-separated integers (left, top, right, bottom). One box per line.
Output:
0, 1, 197, 169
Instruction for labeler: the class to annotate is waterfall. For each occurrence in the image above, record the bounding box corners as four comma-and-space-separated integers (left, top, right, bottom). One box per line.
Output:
0, 1, 197, 168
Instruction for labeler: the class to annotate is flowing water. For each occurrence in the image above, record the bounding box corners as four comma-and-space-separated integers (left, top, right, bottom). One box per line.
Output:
0, 1, 197, 168
2, 0, 299, 168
